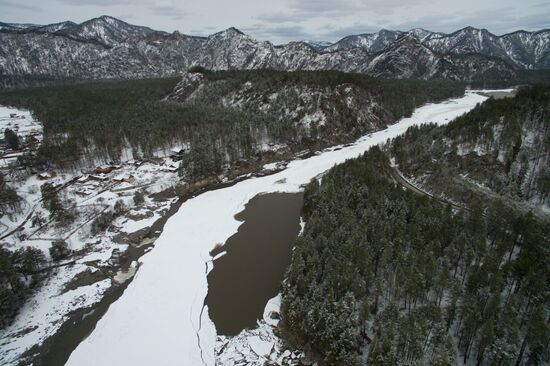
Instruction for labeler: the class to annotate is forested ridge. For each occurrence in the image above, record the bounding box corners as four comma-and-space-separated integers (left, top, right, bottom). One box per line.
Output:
390, 85, 550, 209
282, 147, 549, 365
0, 70, 463, 177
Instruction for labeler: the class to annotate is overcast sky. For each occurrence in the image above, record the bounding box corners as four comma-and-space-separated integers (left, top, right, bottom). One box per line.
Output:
1, 0, 549, 43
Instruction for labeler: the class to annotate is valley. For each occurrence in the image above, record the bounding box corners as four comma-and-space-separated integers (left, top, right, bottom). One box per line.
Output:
60, 90, 488, 366
0, 9, 548, 365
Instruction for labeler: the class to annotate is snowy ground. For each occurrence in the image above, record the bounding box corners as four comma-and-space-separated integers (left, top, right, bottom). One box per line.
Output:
0, 102, 184, 365
0, 106, 42, 140
65, 90, 489, 366
0, 106, 42, 168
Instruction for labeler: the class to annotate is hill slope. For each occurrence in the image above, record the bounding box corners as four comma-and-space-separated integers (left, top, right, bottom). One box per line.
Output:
0, 70, 464, 176
282, 145, 549, 366
391, 85, 550, 212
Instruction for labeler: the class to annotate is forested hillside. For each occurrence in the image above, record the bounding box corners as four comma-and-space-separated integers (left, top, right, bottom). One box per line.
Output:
391, 85, 550, 211
0, 70, 463, 177
282, 147, 549, 365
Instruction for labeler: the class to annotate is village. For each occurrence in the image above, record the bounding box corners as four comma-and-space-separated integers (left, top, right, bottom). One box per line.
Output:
1, 113, 187, 250
0, 105, 195, 365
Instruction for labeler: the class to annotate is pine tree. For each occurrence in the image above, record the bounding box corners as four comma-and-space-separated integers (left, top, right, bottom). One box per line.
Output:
4, 128, 19, 150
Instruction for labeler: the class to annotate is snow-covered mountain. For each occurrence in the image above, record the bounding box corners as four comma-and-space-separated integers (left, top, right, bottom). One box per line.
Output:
54, 16, 156, 47
363, 34, 515, 81
324, 28, 446, 52
325, 26, 550, 69
0, 16, 544, 88
303, 40, 332, 51
324, 29, 402, 53
0, 22, 39, 31
425, 27, 550, 69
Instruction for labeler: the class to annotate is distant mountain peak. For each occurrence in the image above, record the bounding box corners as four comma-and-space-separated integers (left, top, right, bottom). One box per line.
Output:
409, 27, 431, 32
209, 27, 249, 41
303, 40, 332, 51
407, 28, 438, 41
225, 27, 245, 35
391, 33, 423, 47
0, 16, 543, 88
97, 15, 119, 21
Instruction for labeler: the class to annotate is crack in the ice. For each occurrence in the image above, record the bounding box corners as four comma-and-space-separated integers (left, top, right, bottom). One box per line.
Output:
195, 260, 209, 366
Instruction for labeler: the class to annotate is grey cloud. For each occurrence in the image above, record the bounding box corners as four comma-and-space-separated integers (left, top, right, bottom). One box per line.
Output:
56, 0, 136, 5
255, 0, 365, 25
148, 4, 187, 21
255, 0, 429, 32
242, 24, 311, 43
0, 0, 42, 12
256, 12, 304, 24
286, 0, 429, 18
386, 7, 550, 34
1, 0, 548, 44
316, 23, 383, 40
288, 0, 363, 15
243, 9, 549, 44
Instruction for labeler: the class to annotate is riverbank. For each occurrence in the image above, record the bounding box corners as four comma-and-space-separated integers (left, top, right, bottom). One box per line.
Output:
65, 90, 490, 366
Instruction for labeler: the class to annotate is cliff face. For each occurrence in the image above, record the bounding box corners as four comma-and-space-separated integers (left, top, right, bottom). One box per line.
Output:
166, 70, 465, 147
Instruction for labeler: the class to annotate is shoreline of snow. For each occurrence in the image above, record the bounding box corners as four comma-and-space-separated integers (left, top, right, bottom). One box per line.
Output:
65, 91, 489, 366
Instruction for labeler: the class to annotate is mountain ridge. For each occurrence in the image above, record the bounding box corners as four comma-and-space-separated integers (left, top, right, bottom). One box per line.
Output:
0, 16, 547, 88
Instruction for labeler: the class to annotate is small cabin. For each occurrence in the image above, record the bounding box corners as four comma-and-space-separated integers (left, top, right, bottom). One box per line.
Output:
170, 147, 188, 161
9, 113, 17, 118
38, 170, 57, 180
75, 188, 93, 196
89, 174, 108, 182
113, 174, 135, 183
76, 175, 89, 183
95, 166, 114, 174
163, 165, 178, 173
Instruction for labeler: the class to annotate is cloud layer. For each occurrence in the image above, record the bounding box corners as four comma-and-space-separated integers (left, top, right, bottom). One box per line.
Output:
0, 0, 548, 43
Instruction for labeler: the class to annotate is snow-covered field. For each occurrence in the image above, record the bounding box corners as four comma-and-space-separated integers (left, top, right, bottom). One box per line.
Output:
65, 91, 489, 366
0, 106, 42, 167
0, 106, 41, 141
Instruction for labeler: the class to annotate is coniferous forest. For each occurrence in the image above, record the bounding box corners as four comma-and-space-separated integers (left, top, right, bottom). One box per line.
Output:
282, 147, 549, 365
0, 70, 463, 177
282, 87, 550, 365
391, 85, 550, 209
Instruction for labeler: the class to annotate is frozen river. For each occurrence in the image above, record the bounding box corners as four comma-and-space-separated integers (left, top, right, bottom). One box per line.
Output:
65, 90, 489, 365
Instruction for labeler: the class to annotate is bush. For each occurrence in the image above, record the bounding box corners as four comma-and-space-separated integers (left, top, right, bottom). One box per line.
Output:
4, 128, 19, 150
189, 65, 208, 74
12, 246, 46, 275
113, 199, 127, 215
90, 212, 114, 235
49, 240, 71, 261
90, 199, 129, 235
0, 172, 21, 213
133, 190, 145, 206
31, 212, 46, 228
41, 182, 74, 224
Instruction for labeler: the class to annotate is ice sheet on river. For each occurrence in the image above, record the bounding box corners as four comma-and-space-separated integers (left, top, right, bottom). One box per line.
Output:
66, 91, 488, 365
